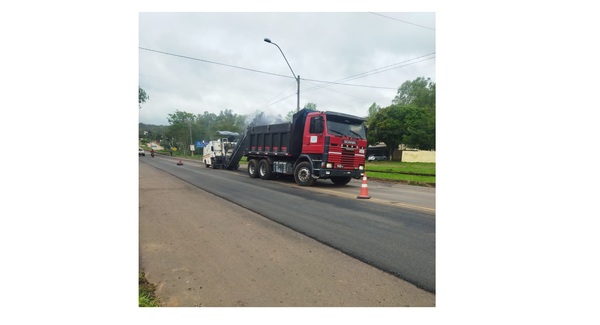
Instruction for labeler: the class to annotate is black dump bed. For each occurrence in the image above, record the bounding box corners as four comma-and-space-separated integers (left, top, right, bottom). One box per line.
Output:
244, 108, 309, 157
223, 108, 311, 168
246, 122, 292, 156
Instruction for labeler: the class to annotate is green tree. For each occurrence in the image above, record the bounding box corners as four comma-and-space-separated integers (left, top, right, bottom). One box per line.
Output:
214, 109, 246, 135
284, 110, 294, 122
403, 106, 436, 150
139, 123, 167, 143
392, 77, 435, 109
167, 110, 197, 154
367, 105, 410, 159
284, 102, 317, 121
166, 109, 248, 148
196, 111, 219, 140
366, 102, 381, 125
369, 104, 436, 155
304, 102, 317, 111
380, 77, 436, 152
139, 87, 149, 109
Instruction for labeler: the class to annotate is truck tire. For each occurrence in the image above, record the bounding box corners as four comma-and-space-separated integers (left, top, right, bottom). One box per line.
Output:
247, 159, 259, 178
211, 158, 218, 169
294, 161, 316, 186
204, 160, 210, 168
331, 176, 352, 186
258, 159, 272, 180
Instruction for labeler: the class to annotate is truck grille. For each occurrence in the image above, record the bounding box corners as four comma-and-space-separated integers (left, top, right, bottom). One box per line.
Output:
328, 150, 356, 169
340, 152, 355, 168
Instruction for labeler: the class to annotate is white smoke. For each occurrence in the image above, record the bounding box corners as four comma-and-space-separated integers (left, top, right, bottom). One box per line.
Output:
245, 110, 288, 127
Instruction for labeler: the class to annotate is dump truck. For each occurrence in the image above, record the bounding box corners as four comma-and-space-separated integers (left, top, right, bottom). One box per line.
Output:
220, 108, 367, 186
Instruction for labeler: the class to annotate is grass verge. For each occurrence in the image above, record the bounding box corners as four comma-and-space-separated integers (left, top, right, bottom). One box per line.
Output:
139, 272, 160, 307
366, 162, 435, 186
141, 145, 435, 186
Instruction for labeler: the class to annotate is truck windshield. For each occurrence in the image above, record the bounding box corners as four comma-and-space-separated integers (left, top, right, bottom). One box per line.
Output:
326, 115, 366, 139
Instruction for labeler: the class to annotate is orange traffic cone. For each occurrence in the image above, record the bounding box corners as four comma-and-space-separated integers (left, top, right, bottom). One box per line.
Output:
177, 159, 183, 165
357, 172, 371, 199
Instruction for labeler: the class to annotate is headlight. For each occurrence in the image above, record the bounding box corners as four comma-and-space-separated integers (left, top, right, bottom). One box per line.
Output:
358, 165, 364, 170
326, 162, 333, 168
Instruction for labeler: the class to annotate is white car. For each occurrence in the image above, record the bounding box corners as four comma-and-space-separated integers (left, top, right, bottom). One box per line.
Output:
367, 155, 387, 161
139, 148, 145, 156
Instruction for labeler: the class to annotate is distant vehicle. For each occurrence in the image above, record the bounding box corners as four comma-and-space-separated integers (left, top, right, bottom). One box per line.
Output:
203, 131, 240, 169
139, 148, 145, 156
367, 155, 387, 161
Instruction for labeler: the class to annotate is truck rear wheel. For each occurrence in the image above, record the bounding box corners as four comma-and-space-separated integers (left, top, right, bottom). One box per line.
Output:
294, 161, 316, 186
248, 159, 259, 178
258, 159, 272, 180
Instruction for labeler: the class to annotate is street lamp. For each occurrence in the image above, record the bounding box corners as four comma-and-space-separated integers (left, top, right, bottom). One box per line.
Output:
188, 118, 193, 157
264, 38, 300, 112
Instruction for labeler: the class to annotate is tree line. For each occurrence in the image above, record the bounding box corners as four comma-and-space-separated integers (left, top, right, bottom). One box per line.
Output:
139, 109, 247, 155
139, 77, 435, 158
367, 77, 436, 159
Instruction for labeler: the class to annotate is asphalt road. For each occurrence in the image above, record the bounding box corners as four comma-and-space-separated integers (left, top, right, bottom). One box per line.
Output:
140, 162, 435, 306
140, 154, 435, 296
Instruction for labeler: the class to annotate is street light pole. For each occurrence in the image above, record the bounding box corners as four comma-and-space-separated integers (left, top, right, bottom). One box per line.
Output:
264, 38, 300, 112
189, 118, 193, 157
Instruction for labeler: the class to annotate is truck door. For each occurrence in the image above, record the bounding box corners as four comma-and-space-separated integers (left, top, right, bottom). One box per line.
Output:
302, 115, 325, 154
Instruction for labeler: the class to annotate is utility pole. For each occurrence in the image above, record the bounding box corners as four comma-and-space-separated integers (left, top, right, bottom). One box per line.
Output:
264, 38, 300, 112
189, 118, 193, 157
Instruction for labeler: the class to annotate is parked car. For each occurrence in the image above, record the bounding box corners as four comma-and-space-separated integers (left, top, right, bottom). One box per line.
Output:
139, 148, 145, 156
367, 155, 387, 161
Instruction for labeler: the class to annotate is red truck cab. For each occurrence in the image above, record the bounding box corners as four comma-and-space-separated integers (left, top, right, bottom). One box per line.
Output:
300, 111, 367, 184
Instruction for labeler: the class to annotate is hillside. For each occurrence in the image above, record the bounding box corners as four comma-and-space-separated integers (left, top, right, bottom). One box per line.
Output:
139, 123, 167, 136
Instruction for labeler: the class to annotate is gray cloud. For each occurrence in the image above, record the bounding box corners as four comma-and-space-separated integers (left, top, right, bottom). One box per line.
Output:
139, 12, 435, 125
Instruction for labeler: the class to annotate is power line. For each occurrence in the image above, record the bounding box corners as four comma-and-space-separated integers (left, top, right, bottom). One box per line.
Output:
139, 47, 293, 79
265, 55, 435, 108
369, 12, 436, 31
302, 54, 436, 94
305, 79, 378, 102
139, 46, 435, 108
264, 92, 297, 108
139, 47, 400, 90
262, 80, 298, 107
329, 52, 436, 83
302, 79, 396, 90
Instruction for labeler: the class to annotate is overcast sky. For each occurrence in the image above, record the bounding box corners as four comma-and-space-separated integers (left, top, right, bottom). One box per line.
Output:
138, 12, 435, 125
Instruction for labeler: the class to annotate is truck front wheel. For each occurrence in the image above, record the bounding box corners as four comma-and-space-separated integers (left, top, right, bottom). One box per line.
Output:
331, 176, 352, 186
294, 161, 316, 186
248, 159, 259, 178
